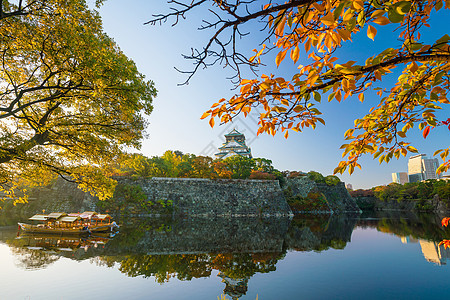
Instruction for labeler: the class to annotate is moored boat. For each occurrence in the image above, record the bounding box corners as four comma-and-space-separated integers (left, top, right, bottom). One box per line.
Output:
18, 211, 119, 236
18, 221, 90, 236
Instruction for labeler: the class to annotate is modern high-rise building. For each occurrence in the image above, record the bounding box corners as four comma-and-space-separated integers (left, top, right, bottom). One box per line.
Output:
408, 154, 441, 183
392, 172, 409, 184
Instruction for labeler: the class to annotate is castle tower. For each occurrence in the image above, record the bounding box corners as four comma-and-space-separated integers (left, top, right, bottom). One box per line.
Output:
215, 129, 252, 159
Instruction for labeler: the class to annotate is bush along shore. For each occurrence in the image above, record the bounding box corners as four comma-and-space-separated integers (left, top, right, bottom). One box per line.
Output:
350, 180, 450, 213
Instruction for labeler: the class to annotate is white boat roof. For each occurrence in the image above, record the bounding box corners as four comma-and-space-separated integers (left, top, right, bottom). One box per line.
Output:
47, 212, 67, 219
58, 216, 81, 223
28, 214, 48, 221
93, 214, 111, 220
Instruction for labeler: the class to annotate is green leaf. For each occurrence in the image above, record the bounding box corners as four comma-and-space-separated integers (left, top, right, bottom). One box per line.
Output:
313, 91, 321, 102
328, 92, 336, 102
395, 1, 411, 15
388, 9, 404, 23
434, 34, 450, 47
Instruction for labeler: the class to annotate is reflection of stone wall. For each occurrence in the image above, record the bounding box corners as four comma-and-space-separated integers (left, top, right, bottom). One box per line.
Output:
118, 177, 293, 217
109, 217, 291, 254
285, 214, 358, 251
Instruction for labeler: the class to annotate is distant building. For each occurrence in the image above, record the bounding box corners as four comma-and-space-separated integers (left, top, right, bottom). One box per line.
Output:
408, 154, 441, 183
215, 129, 252, 159
392, 172, 409, 185
346, 183, 353, 190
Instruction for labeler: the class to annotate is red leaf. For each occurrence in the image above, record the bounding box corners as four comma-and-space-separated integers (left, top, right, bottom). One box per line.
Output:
442, 217, 450, 227
423, 126, 430, 139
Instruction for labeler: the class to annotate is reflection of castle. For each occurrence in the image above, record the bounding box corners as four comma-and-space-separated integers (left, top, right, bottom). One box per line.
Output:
218, 272, 249, 300
419, 240, 450, 265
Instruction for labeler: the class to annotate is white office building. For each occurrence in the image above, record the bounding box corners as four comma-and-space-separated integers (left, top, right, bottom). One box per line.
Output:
408, 154, 441, 183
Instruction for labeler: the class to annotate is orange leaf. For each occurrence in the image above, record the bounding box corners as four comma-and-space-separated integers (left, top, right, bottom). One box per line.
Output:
373, 16, 390, 25
209, 117, 215, 128
200, 112, 210, 119
353, 0, 364, 10
367, 25, 377, 41
442, 217, 450, 227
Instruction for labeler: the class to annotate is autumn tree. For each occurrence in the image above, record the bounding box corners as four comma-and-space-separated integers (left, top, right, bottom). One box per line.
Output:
150, 0, 450, 175
0, 0, 155, 201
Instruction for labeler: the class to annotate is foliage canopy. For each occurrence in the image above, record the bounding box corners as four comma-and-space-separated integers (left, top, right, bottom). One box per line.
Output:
150, 0, 450, 175
0, 0, 156, 201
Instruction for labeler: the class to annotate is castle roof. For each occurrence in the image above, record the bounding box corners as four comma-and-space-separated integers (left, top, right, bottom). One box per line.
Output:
224, 129, 243, 136
218, 139, 246, 150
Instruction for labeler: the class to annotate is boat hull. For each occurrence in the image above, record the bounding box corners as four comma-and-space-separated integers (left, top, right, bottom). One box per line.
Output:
89, 224, 119, 233
18, 223, 90, 236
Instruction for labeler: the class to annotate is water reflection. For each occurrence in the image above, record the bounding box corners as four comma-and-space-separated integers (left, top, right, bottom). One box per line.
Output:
1, 213, 450, 299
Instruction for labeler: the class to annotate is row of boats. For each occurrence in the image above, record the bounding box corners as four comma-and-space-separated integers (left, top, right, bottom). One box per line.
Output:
18, 211, 119, 236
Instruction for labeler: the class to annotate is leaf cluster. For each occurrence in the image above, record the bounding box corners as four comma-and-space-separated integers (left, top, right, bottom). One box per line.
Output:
151, 0, 450, 175
0, 0, 156, 201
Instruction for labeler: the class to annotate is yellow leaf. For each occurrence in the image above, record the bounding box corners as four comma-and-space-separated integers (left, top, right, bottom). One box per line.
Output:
290, 46, 300, 63
367, 25, 377, 41
321, 12, 335, 26
275, 50, 287, 67
407, 146, 418, 153
209, 117, 215, 128
259, 82, 270, 91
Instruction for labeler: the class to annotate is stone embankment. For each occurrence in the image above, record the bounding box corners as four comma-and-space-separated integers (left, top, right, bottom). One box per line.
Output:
120, 177, 293, 217
2, 176, 362, 217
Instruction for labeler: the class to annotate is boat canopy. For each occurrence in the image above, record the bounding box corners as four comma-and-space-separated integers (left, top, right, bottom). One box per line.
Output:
47, 212, 67, 220
28, 214, 48, 221
69, 211, 98, 220
58, 216, 82, 223
93, 214, 111, 221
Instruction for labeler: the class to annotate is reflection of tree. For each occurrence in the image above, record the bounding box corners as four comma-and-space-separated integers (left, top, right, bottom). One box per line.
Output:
10, 246, 59, 270
357, 213, 450, 242
94, 251, 284, 285
112, 254, 212, 283
210, 253, 282, 280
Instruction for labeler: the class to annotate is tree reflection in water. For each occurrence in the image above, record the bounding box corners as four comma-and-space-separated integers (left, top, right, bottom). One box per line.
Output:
10, 247, 60, 270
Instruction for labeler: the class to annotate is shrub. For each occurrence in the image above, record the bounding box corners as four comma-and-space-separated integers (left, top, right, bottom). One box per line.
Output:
307, 171, 325, 183
249, 171, 276, 180
325, 175, 340, 186
288, 171, 306, 178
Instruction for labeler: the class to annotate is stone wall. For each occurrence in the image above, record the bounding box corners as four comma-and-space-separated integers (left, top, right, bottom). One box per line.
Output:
117, 177, 293, 217
282, 177, 361, 213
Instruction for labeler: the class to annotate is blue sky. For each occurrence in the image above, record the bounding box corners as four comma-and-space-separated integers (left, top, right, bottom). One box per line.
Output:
96, 1, 449, 189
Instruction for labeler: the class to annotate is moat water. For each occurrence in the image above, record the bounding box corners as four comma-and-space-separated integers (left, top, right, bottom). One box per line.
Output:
1, 212, 450, 299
